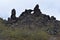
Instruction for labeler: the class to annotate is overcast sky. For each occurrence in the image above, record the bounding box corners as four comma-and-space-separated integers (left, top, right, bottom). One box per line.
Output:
0, 0, 60, 20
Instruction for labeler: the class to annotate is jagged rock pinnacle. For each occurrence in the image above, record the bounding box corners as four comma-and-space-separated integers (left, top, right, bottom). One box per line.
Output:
33, 4, 42, 16
8, 9, 17, 23
11, 9, 16, 20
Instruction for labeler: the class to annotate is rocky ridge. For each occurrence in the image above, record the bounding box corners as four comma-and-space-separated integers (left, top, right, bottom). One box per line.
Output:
6, 4, 60, 35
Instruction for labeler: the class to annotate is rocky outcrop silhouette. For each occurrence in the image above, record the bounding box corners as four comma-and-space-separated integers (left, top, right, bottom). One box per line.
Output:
8, 9, 18, 24
7, 4, 60, 35
33, 4, 42, 16
11, 9, 16, 20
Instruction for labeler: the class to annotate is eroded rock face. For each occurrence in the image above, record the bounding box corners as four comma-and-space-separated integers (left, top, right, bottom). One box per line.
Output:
7, 4, 60, 35
20, 9, 33, 17
8, 4, 57, 27
8, 4, 57, 25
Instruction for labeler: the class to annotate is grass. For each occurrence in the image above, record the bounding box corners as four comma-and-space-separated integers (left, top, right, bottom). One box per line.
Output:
0, 18, 51, 40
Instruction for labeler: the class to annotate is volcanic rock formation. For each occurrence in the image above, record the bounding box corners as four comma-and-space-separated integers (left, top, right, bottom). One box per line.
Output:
7, 4, 60, 35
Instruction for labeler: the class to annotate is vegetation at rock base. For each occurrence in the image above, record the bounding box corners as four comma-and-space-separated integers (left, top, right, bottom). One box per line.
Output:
0, 18, 50, 40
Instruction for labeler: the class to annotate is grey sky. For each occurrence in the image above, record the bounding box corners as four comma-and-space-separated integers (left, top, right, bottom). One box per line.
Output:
0, 0, 60, 20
